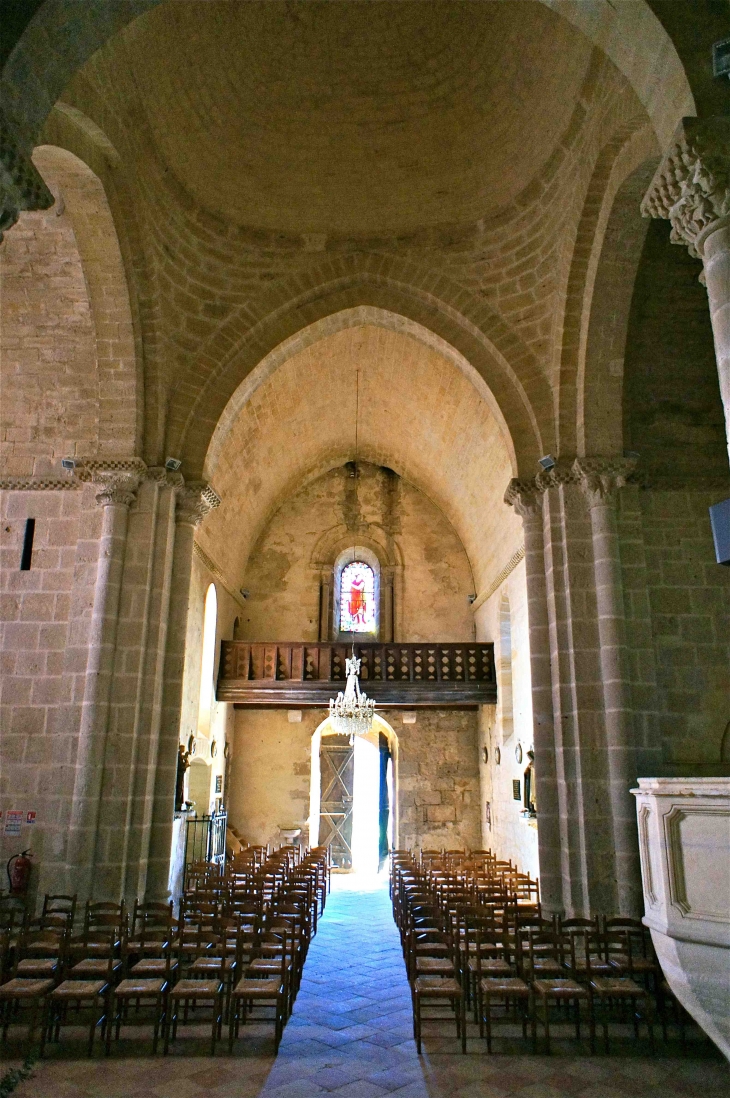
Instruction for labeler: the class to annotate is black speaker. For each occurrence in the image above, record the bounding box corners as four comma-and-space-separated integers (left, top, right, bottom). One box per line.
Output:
709, 498, 730, 566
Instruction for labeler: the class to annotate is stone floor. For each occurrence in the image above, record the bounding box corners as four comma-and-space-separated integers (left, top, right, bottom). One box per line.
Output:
1, 872, 727, 1097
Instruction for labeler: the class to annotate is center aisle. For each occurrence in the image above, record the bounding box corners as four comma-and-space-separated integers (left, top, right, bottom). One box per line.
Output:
261, 872, 429, 1098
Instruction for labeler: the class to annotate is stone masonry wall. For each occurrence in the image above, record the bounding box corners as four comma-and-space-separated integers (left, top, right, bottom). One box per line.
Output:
228, 706, 481, 856
0, 485, 101, 901
635, 488, 730, 772
392, 709, 480, 853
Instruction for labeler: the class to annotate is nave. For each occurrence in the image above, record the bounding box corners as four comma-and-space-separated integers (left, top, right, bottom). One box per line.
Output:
4, 874, 727, 1098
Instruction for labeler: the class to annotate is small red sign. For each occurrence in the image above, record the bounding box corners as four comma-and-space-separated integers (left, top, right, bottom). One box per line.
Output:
26, 811, 37, 825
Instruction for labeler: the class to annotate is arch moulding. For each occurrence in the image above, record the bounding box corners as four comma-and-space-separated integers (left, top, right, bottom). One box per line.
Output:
175, 263, 547, 481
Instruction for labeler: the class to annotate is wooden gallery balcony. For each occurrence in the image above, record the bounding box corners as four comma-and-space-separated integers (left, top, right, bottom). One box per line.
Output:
217, 642, 496, 709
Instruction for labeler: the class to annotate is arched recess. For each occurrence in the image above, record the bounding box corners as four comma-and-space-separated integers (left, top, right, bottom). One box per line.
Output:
31, 144, 140, 458
195, 321, 517, 603
39, 102, 156, 459
309, 714, 398, 873
206, 305, 517, 482
556, 123, 659, 457
310, 521, 405, 645
179, 269, 545, 480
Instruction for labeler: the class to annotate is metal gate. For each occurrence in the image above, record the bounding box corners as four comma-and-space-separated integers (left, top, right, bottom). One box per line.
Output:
183, 810, 227, 885
319, 734, 354, 870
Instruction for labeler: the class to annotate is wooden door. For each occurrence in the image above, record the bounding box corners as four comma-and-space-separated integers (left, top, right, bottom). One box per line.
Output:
319, 734, 354, 869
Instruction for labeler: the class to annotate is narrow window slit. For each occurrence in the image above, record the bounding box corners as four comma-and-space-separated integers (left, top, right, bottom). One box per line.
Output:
20, 518, 35, 571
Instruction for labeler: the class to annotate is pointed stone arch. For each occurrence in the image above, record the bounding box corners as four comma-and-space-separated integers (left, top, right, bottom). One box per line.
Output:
170, 260, 549, 478
557, 122, 659, 458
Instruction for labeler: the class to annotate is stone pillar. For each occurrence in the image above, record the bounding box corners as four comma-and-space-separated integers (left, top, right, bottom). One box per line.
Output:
146, 481, 220, 899
575, 457, 641, 916
66, 460, 144, 899
642, 116, 730, 467
504, 480, 562, 913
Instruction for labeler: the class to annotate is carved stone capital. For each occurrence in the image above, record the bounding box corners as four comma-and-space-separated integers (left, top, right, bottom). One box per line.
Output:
504, 479, 542, 519
641, 116, 730, 259
534, 460, 581, 494
0, 108, 54, 243
573, 456, 637, 508
75, 458, 146, 509
175, 482, 221, 527
145, 465, 185, 490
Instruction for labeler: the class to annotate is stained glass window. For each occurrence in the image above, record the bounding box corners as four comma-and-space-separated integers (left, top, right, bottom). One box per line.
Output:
339, 561, 376, 634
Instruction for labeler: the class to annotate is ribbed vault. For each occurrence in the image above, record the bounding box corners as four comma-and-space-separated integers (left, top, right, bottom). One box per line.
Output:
198, 322, 522, 601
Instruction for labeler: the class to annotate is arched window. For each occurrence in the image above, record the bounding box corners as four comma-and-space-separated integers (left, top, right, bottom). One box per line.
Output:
339, 561, 376, 634
198, 583, 218, 737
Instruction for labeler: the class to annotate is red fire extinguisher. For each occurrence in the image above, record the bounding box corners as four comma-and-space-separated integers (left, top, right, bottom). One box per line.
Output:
7, 850, 33, 896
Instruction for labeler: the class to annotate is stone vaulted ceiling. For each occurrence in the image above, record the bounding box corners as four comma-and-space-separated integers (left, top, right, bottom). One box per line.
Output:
104, 0, 592, 236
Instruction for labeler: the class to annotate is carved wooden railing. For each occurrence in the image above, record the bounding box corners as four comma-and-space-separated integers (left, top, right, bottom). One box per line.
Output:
217, 642, 496, 708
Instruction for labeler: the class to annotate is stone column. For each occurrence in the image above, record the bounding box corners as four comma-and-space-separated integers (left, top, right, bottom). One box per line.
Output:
504, 479, 562, 913
146, 481, 220, 899
642, 116, 730, 467
575, 456, 641, 916
66, 460, 144, 899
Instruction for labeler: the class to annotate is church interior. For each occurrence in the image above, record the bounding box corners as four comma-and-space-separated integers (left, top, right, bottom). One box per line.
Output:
0, 2, 729, 1095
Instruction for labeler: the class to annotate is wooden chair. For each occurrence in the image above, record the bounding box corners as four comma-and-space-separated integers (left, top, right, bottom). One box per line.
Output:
529, 930, 591, 1053
106, 947, 172, 1054
14, 926, 66, 982
164, 954, 225, 1055
40, 976, 111, 1057
0, 974, 54, 1045
188, 916, 240, 1019
411, 974, 466, 1054
229, 930, 288, 1052
584, 931, 654, 1052
40, 894, 77, 931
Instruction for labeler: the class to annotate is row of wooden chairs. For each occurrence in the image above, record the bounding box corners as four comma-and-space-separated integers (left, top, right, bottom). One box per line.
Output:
392, 850, 667, 1055
0, 846, 330, 1056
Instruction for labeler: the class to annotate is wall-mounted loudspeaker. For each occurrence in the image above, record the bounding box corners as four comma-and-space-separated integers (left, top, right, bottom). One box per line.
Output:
709, 498, 730, 566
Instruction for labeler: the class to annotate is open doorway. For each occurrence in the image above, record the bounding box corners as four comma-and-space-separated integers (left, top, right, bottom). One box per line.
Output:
309, 716, 398, 873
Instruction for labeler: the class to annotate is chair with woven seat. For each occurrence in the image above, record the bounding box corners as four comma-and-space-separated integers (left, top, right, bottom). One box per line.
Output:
479, 974, 534, 1051
187, 916, 240, 1020
229, 930, 287, 1052
461, 911, 512, 1016
411, 974, 466, 1054
68, 932, 123, 987
164, 954, 225, 1055
603, 919, 659, 992
0, 976, 55, 1044
125, 907, 174, 979
584, 931, 654, 1052
40, 977, 111, 1057
246, 927, 296, 1019
106, 950, 172, 1054
39, 894, 77, 932
13, 926, 66, 983
528, 930, 591, 1053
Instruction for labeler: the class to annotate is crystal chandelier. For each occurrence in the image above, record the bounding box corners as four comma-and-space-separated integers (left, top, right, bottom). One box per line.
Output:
329, 653, 376, 738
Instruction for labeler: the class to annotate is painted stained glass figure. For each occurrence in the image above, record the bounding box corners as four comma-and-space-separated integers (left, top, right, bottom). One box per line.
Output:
340, 561, 375, 633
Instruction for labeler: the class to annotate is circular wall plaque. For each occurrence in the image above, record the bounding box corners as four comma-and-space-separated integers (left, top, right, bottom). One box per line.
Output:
211, 739, 218, 758
495, 746, 501, 765
482, 746, 488, 763
515, 743, 523, 764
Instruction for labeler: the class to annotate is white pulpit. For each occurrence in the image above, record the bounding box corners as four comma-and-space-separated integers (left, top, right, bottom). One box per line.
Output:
633, 778, 730, 1060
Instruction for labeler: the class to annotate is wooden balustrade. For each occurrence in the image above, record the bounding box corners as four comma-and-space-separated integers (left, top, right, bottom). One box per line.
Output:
217, 641, 496, 708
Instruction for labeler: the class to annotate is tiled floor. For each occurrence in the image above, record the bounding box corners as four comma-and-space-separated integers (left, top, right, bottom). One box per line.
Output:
2, 873, 727, 1097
